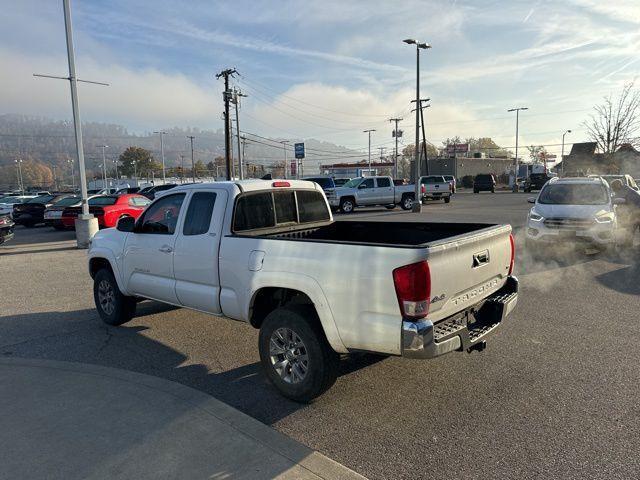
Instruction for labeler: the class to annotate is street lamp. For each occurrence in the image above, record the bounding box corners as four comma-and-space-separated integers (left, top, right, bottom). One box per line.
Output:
97, 145, 108, 189
404, 38, 431, 212
67, 158, 75, 190
153, 131, 167, 183
507, 107, 528, 192
14, 159, 24, 194
561, 129, 572, 176
363, 129, 376, 175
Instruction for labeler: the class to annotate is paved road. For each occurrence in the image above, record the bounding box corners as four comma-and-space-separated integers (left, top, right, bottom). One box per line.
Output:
2, 192, 639, 479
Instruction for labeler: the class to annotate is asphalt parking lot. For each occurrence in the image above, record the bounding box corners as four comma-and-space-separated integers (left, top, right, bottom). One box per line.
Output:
2, 191, 639, 480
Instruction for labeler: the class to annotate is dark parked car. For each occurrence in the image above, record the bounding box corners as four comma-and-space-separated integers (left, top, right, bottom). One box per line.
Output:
114, 187, 140, 194
303, 177, 336, 192
524, 173, 552, 192
141, 184, 177, 200
0, 215, 15, 244
12, 194, 74, 227
44, 195, 84, 230
473, 174, 496, 193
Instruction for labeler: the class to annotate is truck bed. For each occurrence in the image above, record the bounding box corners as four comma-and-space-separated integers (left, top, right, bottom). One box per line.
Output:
251, 221, 498, 247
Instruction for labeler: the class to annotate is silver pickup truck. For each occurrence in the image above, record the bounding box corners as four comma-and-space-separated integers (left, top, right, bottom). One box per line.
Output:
329, 175, 452, 213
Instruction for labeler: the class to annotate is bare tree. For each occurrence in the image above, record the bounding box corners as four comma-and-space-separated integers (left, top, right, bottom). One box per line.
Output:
584, 83, 640, 154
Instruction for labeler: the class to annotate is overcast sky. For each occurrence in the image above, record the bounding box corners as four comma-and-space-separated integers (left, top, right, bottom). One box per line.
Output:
1, 0, 639, 157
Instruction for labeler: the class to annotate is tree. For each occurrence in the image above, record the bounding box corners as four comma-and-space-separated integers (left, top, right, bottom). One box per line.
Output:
584, 82, 640, 154
526, 145, 549, 163
118, 146, 158, 178
193, 160, 207, 178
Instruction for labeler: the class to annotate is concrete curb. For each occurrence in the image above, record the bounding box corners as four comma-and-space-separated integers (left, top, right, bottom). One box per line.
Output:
0, 357, 366, 480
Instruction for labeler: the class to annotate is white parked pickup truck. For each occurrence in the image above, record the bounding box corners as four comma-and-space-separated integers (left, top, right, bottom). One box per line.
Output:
88, 180, 518, 402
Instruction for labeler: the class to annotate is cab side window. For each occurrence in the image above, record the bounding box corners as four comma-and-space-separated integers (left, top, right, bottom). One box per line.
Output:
137, 193, 185, 234
183, 192, 217, 235
376, 177, 391, 188
360, 178, 374, 189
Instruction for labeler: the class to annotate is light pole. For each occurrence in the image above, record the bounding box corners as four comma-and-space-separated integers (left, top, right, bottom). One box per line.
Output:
187, 135, 196, 183
389, 118, 403, 179
561, 129, 571, 176
280, 141, 289, 179
67, 158, 75, 189
234, 90, 247, 180
113, 158, 119, 183
179, 155, 185, 184
363, 129, 376, 175
15, 159, 24, 194
507, 107, 528, 192
153, 131, 167, 183
98, 145, 108, 189
404, 38, 431, 212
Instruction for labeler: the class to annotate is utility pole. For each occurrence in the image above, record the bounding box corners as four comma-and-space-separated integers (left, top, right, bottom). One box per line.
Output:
389, 117, 403, 179
113, 158, 119, 183
378, 146, 386, 163
216, 68, 238, 181
52, 165, 57, 191
33, 0, 109, 247
187, 135, 196, 183
241, 135, 247, 178
280, 141, 289, 179
233, 88, 247, 180
153, 130, 167, 183
179, 155, 185, 183
507, 107, 528, 192
561, 129, 571, 176
363, 129, 376, 175
98, 145, 108, 189
412, 99, 431, 176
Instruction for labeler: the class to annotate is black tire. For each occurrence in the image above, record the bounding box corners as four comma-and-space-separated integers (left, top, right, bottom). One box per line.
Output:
444, 196, 451, 203
385, 204, 396, 210
259, 305, 339, 403
491, 188, 495, 193
93, 268, 137, 326
473, 189, 479, 194
339, 197, 355, 214
400, 194, 414, 210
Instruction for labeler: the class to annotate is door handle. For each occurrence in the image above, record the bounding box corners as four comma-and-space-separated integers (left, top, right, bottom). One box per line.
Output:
159, 245, 173, 253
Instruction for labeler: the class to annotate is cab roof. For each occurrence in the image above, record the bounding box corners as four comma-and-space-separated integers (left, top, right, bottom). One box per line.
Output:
158, 179, 323, 196
549, 176, 607, 185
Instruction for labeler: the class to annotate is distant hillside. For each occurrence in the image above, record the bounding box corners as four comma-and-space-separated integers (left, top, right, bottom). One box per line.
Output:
0, 114, 365, 175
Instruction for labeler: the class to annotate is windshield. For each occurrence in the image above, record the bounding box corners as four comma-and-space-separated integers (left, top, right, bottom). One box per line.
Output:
1, 197, 27, 204
342, 178, 363, 188
89, 196, 118, 206
538, 183, 609, 205
305, 177, 335, 189
53, 196, 80, 207
27, 195, 55, 204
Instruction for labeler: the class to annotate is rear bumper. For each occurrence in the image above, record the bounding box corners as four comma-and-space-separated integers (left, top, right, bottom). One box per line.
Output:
401, 276, 518, 359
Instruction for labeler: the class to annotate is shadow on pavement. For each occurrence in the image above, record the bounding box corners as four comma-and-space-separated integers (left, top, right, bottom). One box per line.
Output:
596, 263, 640, 295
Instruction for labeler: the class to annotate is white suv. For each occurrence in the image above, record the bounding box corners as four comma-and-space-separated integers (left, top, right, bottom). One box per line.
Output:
525, 177, 623, 248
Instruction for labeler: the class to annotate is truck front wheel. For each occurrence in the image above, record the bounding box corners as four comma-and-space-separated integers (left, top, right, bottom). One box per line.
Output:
339, 198, 355, 214
259, 305, 339, 403
93, 268, 137, 326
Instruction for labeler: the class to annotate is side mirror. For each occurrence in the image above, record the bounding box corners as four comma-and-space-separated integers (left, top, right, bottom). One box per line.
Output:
117, 216, 135, 232
613, 197, 627, 205
527, 197, 536, 204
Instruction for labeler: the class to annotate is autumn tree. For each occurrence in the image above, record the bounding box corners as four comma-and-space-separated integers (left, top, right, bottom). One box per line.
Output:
584, 82, 640, 154
118, 146, 159, 178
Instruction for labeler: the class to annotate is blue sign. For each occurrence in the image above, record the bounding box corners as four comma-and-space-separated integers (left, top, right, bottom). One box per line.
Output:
294, 142, 305, 159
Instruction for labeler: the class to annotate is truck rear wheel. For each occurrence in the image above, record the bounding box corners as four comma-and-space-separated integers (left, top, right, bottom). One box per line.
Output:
400, 194, 414, 210
444, 196, 451, 203
93, 268, 137, 326
259, 305, 339, 403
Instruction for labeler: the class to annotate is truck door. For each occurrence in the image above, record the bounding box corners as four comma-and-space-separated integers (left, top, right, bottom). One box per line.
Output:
122, 193, 186, 303
172, 189, 227, 314
355, 177, 376, 205
375, 177, 394, 204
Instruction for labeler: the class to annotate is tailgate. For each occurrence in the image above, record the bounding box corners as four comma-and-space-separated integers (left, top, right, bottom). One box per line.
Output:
426, 225, 513, 321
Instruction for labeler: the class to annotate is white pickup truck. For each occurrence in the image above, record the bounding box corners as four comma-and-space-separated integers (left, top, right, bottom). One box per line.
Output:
329, 175, 452, 213
88, 180, 518, 402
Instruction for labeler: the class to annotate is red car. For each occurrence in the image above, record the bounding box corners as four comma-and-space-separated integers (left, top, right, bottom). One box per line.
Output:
61, 194, 151, 229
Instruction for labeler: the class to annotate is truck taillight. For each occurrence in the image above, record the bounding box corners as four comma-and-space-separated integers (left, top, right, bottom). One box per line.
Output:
421, 184, 425, 194
508, 233, 515, 275
393, 261, 431, 319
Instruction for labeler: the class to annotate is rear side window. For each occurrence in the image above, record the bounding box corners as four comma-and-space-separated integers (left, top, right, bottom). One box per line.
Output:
89, 196, 118, 206
297, 190, 330, 223
183, 192, 217, 235
234, 192, 275, 231
129, 196, 151, 207
377, 177, 391, 188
